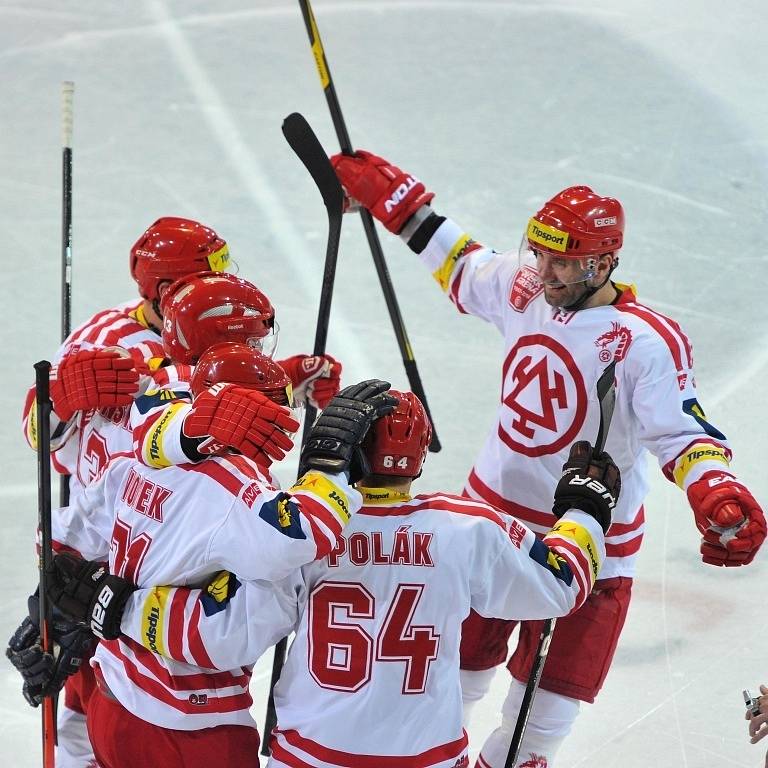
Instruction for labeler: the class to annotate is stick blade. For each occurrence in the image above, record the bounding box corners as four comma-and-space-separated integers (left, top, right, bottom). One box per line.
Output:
282, 112, 344, 214
593, 359, 617, 455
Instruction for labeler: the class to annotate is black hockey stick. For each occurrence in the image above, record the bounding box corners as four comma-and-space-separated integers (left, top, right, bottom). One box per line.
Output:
260, 112, 345, 756
296, 0, 442, 453
60, 81, 74, 509
34, 361, 57, 768
504, 359, 617, 768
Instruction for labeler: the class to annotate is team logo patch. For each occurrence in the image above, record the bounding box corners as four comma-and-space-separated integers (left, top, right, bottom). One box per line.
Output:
528, 539, 574, 585
682, 398, 727, 441
499, 335, 587, 457
594, 322, 632, 363
509, 266, 543, 312
259, 493, 307, 540
201, 571, 242, 616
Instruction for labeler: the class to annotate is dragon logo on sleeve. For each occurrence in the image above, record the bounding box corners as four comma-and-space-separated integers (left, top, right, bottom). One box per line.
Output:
594, 322, 632, 363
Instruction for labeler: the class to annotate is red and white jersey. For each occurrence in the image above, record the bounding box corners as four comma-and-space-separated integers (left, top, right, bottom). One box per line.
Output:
51, 454, 360, 732
21, 299, 165, 493
414, 219, 733, 579
121, 488, 605, 766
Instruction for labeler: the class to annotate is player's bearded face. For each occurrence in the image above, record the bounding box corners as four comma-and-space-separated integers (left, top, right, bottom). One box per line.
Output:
535, 252, 595, 308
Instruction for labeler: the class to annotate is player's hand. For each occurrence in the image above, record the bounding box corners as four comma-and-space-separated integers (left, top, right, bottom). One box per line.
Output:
330, 150, 434, 234
45, 554, 137, 641
552, 441, 620, 533
687, 471, 766, 566
746, 684, 768, 744
183, 383, 300, 464
300, 379, 399, 482
5, 589, 96, 706
50, 347, 148, 421
277, 354, 342, 410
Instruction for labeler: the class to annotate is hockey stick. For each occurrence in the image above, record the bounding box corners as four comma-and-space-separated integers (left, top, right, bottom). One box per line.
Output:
504, 359, 617, 768
59, 81, 74, 509
296, 0, 442, 453
34, 361, 57, 768
260, 112, 345, 756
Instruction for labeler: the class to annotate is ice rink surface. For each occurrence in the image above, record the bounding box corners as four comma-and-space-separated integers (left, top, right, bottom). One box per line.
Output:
2, 0, 767, 765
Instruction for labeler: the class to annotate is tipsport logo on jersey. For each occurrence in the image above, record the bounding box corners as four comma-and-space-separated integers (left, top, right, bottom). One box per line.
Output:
499, 334, 587, 457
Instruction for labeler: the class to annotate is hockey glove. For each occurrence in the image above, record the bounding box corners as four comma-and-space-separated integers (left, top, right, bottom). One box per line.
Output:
46, 554, 137, 641
552, 440, 620, 533
299, 379, 399, 483
330, 150, 434, 234
182, 383, 300, 465
277, 354, 342, 410
50, 347, 147, 421
687, 471, 766, 566
6, 590, 96, 707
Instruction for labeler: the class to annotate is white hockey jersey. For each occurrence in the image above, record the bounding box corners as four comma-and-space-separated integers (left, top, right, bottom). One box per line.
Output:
413, 218, 733, 578
22, 299, 165, 496
51, 453, 360, 731
121, 488, 606, 766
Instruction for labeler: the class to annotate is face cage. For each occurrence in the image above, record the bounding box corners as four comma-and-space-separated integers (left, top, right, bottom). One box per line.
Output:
243, 320, 280, 358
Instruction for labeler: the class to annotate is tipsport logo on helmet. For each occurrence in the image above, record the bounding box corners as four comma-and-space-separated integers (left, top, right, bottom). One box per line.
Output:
206, 244, 231, 273
527, 219, 569, 253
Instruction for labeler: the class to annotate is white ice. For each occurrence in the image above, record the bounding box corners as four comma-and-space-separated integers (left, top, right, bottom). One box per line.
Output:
1, 1, 767, 765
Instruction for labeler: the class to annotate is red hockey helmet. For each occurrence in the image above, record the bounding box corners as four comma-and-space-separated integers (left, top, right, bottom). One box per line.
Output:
362, 390, 432, 478
130, 217, 231, 302
161, 272, 277, 365
191, 342, 292, 405
526, 186, 624, 259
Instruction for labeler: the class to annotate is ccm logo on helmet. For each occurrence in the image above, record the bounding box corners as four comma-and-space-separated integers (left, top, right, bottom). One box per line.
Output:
384, 176, 420, 213
594, 216, 617, 227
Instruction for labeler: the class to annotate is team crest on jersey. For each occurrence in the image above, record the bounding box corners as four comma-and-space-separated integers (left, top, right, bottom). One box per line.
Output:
201, 571, 242, 616
508, 266, 543, 312
594, 322, 632, 363
500, 335, 587, 456
259, 493, 307, 541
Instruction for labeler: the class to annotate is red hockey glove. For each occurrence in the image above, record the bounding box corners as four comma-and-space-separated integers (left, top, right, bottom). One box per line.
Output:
277, 354, 342, 410
687, 471, 766, 566
330, 150, 434, 234
183, 383, 300, 464
50, 348, 147, 422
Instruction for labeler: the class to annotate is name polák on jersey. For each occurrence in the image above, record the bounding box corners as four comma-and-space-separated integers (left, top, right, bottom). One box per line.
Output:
327, 525, 434, 568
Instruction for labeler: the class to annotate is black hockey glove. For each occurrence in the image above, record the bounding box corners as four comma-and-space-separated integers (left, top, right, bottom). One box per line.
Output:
552, 440, 621, 533
46, 553, 137, 641
299, 379, 399, 483
6, 590, 96, 707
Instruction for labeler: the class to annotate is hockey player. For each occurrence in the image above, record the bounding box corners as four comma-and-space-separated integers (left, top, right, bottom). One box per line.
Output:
328, 151, 767, 767
14, 217, 340, 768
36, 346, 397, 768
68, 391, 620, 768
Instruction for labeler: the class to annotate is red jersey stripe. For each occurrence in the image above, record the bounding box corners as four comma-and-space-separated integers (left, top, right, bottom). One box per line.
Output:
278, 727, 468, 768
187, 599, 217, 670
616, 303, 688, 372
466, 470, 554, 528
605, 535, 643, 558
606, 506, 645, 536
167, 588, 187, 663
179, 459, 245, 497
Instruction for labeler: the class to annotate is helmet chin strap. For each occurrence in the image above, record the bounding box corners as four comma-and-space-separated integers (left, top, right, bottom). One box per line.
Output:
562, 260, 618, 312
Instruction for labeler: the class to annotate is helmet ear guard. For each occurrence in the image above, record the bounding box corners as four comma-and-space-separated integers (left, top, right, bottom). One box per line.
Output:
130, 217, 230, 302
161, 272, 277, 365
360, 390, 432, 479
